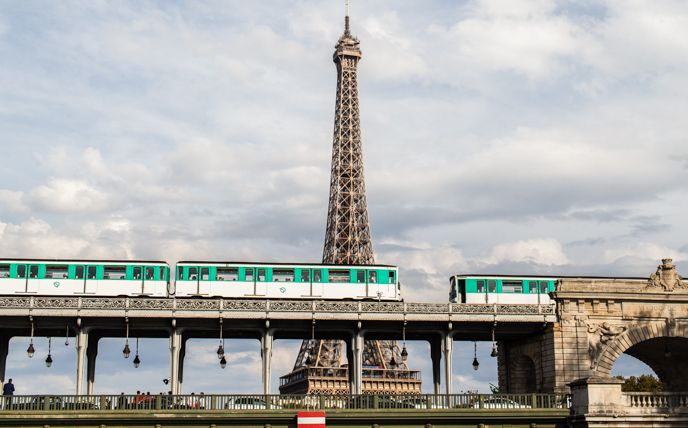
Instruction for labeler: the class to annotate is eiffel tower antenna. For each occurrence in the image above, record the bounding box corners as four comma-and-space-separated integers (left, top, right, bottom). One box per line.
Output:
279, 4, 421, 395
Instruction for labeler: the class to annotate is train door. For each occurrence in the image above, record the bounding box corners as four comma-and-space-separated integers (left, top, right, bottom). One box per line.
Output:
198, 267, 210, 295
486, 279, 498, 303
312, 269, 323, 296
15, 264, 28, 292
74, 265, 86, 293
368, 270, 379, 298
142, 266, 156, 295
85, 265, 98, 293
254, 268, 267, 295
26, 264, 40, 293
132, 266, 144, 294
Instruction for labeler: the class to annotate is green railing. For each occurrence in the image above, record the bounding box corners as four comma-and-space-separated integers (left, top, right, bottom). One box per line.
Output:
0, 393, 570, 412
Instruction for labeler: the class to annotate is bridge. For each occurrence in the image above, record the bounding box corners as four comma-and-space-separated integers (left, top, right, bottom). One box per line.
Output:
0, 259, 687, 427
0, 296, 553, 396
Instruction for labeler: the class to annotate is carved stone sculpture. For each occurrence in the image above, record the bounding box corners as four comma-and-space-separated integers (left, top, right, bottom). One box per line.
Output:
587, 322, 627, 368
648, 258, 684, 291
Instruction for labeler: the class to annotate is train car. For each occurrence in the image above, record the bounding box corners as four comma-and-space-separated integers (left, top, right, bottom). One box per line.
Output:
449, 274, 556, 304
0, 259, 170, 297
174, 261, 401, 300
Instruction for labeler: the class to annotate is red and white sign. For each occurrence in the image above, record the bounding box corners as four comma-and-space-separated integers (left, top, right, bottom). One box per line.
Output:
297, 411, 326, 428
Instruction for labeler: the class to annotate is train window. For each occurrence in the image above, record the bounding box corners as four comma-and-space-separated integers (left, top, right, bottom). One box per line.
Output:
17, 265, 26, 278
0, 265, 9, 278
177, 267, 183, 280
217, 268, 238, 281
145, 267, 155, 280
273, 269, 294, 282
257, 269, 266, 281
540, 281, 549, 293
528, 281, 538, 293
245, 268, 254, 281
200, 268, 210, 281
369, 271, 377, 284
46, 265, 68, 279
502, 281, 522, 293
159, 267, 166, 281
104, 266, 126, 280
476, 280, 485, 293
356, 271, 365, 283
329, 270, 349, 283
88, 266, 97, 279
388, 271, 395, 284
133, 267, 142, 280
313, 270, 322, 282
188, 267, 198, 280
29, 265, 39, 279
301, 270, 310, 282
488, 280, 497, 293
75, 266, 84, 280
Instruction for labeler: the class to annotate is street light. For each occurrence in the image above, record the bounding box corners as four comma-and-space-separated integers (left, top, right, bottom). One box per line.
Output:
219, 355, 227, 369
217, 318, 225, 359
401, 320, 408, 362
472, 342, 479, 371
27, 317, 35, 358
133, 338, 141, 368
45, 337, 53, 368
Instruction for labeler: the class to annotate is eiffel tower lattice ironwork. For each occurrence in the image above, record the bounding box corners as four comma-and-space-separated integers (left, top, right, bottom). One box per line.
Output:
279, 12, 421, 395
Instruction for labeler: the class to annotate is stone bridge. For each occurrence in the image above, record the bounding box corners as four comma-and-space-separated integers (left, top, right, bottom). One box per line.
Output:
499, 258, 688, 394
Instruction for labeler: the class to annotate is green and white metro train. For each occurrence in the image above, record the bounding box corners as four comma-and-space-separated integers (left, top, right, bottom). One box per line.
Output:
0, 259, 401, 301
449, 274, 556, 304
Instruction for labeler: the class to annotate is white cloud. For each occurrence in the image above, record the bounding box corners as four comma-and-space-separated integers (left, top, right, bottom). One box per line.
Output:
486, 238, 569, 266
28, 179, 109, 213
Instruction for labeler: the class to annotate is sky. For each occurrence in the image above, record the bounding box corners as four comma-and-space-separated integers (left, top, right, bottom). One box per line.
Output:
1, 0, 687, 395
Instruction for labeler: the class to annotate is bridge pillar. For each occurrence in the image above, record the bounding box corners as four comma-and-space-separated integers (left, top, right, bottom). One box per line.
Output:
177, 337, 187, 393
261, 329, 273, 395
0, 335, 9, 386
75, 328, 88, 395
170, 328, 182, 395
430, 337, 442, 395
497, 326, 555, 393
86, 334, 99, 395
443, 333, 453, 394
347, 330, 364, 395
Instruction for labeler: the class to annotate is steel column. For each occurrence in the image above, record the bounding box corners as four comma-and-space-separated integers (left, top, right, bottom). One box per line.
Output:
261, 329, 273, 395
85, 334, 99, 395
443, 334, 453, 394
348, 330, 364, 394
170, 329, 182, 395
75, 329, 88, 395
430, 337, 442, 395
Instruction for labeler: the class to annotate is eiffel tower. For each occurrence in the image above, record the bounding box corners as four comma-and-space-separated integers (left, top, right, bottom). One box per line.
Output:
279, 9, 421, 395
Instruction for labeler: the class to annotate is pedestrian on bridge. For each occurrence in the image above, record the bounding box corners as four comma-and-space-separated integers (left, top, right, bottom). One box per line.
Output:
2, 379, 14, 409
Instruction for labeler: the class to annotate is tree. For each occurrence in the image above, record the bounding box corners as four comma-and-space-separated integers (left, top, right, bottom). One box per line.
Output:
614, 374, 663, 392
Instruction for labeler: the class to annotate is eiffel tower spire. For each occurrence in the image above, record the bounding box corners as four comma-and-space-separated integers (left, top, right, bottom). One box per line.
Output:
279, 9, 420, 395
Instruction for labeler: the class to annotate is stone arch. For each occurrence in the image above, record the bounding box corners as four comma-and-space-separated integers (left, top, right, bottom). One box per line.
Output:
594, 321, 688, 391
509, 354, 537, 393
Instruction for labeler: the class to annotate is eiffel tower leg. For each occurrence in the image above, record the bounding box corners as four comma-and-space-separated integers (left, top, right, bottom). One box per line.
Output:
347, 331, 364, 394
443, 334, 453, 394
261, 330, 273, 395
430, 337, 442, 395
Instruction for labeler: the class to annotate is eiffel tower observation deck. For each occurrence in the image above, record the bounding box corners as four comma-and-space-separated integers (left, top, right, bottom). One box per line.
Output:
279, 10, 421, 395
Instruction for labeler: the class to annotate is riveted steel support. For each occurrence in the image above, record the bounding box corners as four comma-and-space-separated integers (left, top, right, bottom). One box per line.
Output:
76, 329, 88, 395
443, 334, 453, 395
86, 334, 99, 395
261, 329, 273, 395
347, 330, 364, 394
430, 337, 442, 395
170, 329, 182, 395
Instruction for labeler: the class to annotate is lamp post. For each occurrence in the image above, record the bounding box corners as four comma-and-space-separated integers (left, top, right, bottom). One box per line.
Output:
472, 342, 479, 371
45, 337, 53, 368
27, 317, 35, 358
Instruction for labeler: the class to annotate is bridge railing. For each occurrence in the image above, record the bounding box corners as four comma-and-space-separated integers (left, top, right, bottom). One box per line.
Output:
0, 393, 570, 412
626, 392, 688, 410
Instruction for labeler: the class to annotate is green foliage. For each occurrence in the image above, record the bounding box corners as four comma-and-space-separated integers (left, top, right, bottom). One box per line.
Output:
614, 374, 663, 392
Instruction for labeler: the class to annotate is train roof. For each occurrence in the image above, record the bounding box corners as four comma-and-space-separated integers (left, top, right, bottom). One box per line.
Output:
0, 258, 169, 265
451, 273, 648, 280
177, 261, 397, 268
